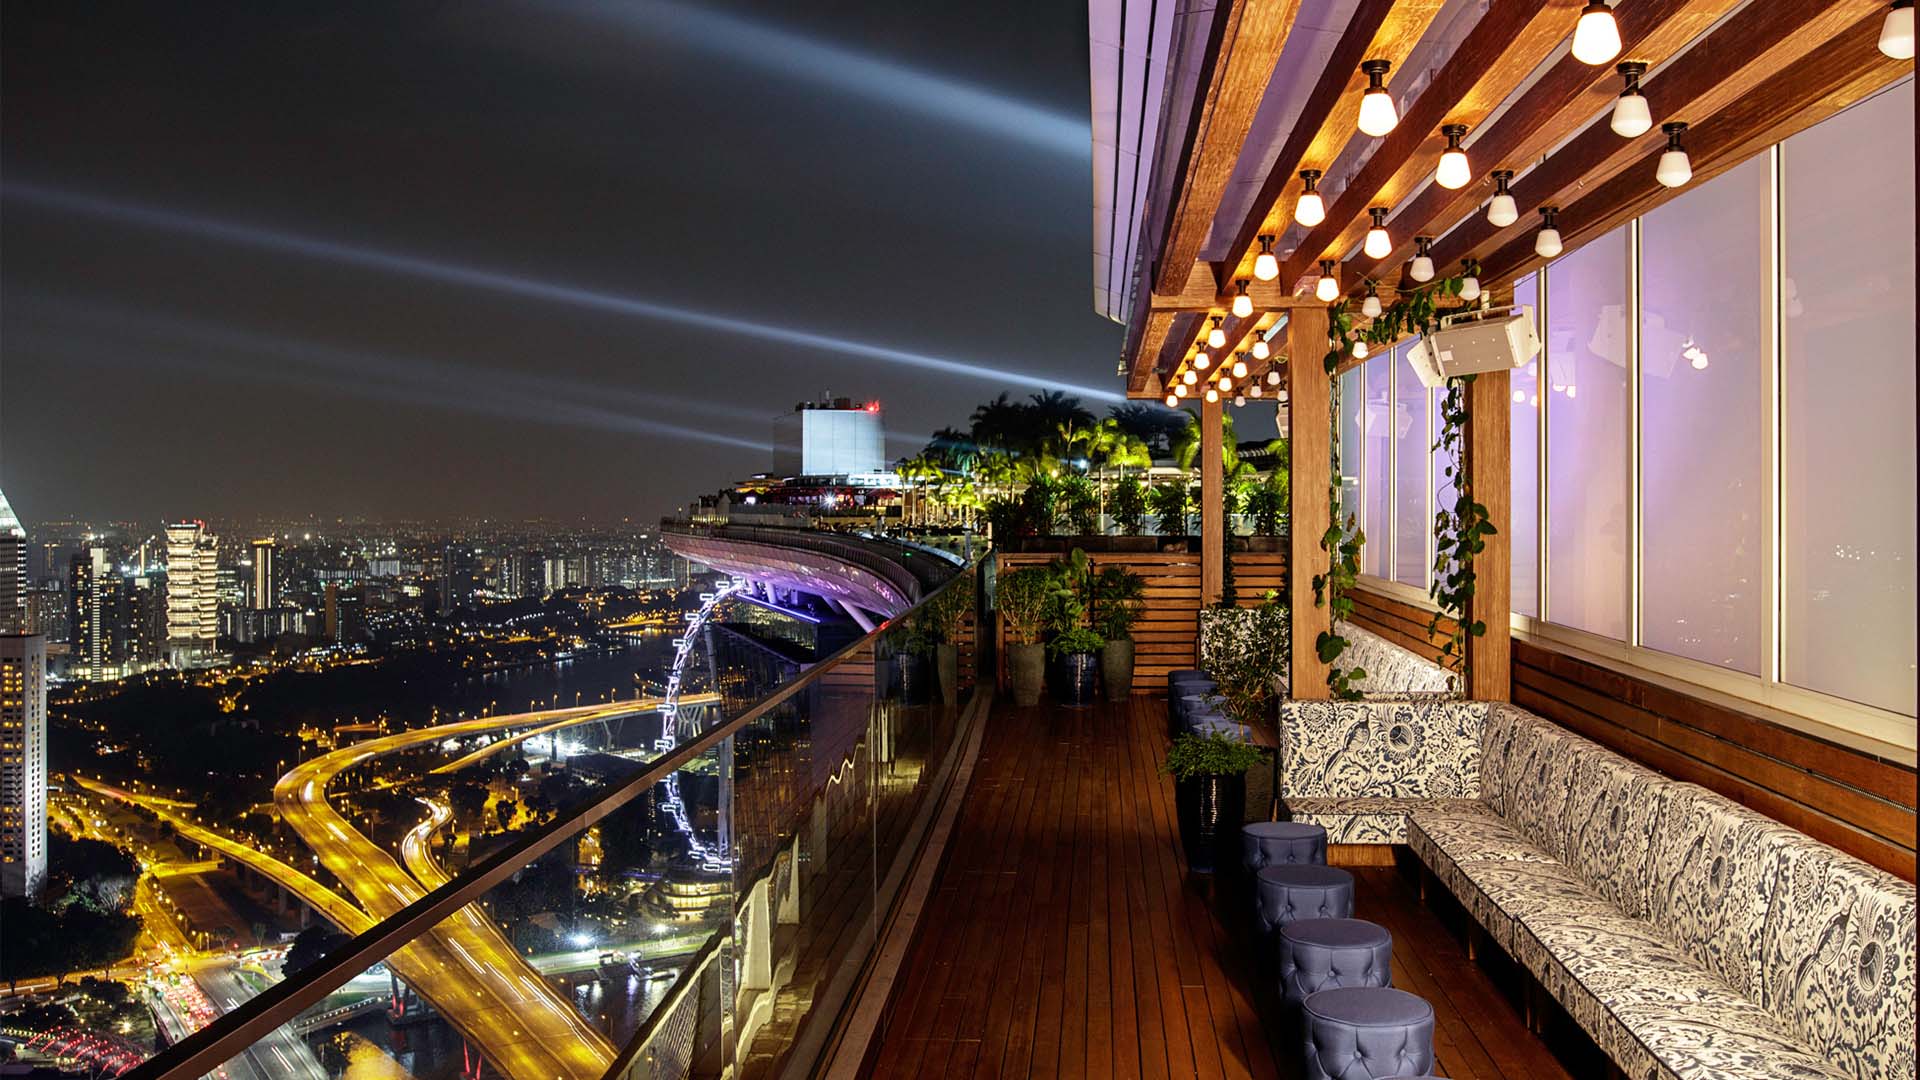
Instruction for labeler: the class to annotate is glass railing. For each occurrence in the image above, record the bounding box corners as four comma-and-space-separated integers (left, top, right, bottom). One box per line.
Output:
128, 556, 987, 1080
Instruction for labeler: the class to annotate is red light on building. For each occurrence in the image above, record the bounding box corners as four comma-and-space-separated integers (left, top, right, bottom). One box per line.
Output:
865, 401, 879, 413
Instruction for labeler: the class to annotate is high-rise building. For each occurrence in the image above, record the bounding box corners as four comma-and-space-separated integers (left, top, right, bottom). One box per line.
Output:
251, 538, 277, 610
165, 522, 219, 666
772, 398, 886, 477
68, 547, 126, 681
0, 633, 48, 900
0, 489, 25, 635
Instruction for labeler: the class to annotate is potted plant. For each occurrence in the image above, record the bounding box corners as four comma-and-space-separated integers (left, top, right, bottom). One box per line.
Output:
894, 622, 935, 705
1161, 732, 1265, 873
1090, 564, 1146, 699
997, 566, 1052, 706
918, 577, 974, 704
1044, 549, 1101, 707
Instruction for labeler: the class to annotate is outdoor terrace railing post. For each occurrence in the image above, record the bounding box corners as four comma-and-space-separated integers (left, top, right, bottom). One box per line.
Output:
1201, 393, 1226, 604
1286, 307, 1333, 699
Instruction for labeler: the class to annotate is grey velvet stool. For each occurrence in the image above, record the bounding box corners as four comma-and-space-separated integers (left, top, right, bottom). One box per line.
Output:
1241, 821, 1328, 872
1299, 986, 1434, 1080
1277, 918, 1393, 1009
1254, 864, 1354, 934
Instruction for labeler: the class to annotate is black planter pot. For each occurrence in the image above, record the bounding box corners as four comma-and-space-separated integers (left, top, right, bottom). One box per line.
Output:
1174, 771, 1246, 873
894, 653, 931, 705
1050, 652, 1100, 708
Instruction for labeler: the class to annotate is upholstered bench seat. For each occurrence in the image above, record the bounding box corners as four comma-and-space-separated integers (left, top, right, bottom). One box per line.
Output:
1286, 795, 1481, 845
1278, 697, 1915, 1080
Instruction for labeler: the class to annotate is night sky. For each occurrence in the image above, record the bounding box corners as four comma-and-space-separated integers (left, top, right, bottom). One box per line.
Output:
1, 0, 1131, 523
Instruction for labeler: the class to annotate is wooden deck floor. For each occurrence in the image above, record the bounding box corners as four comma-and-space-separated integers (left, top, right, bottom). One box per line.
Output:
865, 696, 1574, 1080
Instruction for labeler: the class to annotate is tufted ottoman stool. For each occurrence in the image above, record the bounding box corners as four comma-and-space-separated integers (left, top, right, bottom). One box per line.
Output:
1300, 986, 1434, 1080
1277, 918, 1393, 1009
1242, 821, 1328, 872
1253, 864, 1354, 935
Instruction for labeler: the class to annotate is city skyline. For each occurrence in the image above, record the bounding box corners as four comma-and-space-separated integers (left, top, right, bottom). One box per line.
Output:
0, 0, 1139, 523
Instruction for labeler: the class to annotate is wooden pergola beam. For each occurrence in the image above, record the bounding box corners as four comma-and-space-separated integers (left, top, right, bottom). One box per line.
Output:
1285, 308, 1332, 698
1275, 0, 1583, 292
1153, 0, 1306, 296
1428, 0, 1890, 280
1217, 0, 1447, 286
1341, 0, 1744, 288
1476, 13, 1910, 284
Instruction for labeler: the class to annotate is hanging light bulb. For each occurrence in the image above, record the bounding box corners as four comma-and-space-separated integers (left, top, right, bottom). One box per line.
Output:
1434, 124, 1472, 190
1231, 355, 1249, 379
1194, 350, 1211, 371
1278, 388, 1290, 405
1204, 388, 1220, 403
1363, 208, 1392, 259
1610, 62, 1652, 137
1252, 235, 1280, 281
1294, 170, 1326, 227
1357, 60, 1398, 137
1249, 383, 1264, 399
1459, 260, 1482, 302
1883, 0, 1915, 58
1535, 206, 1563, 258
1409, 237, 1435, 283
1656, 121, 1692, 187
1486, 169, 1518, 227
1234, 394, 1247, 407
1314, 260, 1340, 303
1266, 368, 1283, 386
1206, 316, 1227, 349
1250, 338, 1270, 360
1231, 280, 1254, 319
1572, 1, 1622, 65
1352, 339, 1369, 359
1361, 285, 1382, 319
1182, 369, 1198, 386
1175, 382, 1189, 397
1166, 392, 1180, 407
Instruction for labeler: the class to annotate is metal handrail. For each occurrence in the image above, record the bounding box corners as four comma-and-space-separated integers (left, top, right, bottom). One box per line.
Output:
127, 558, 978, 1080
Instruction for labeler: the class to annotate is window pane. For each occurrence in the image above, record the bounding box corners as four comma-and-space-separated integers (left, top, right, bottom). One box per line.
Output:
1339, 364, 1363, 527
1783, 82, 1917, 716
1511, 273, 1541, 618
1394, 341, 1429, 587
1640, 155, 1769, 673
1431, 387, 1455, 589
1546, 228, 1630, 639
1363, 355, 1391, 578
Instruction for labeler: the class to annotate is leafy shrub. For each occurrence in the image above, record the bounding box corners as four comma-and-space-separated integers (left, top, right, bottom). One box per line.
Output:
1159, 732, 1265, 780
996, 567, 1053, 645
1047, 626, 1105, 659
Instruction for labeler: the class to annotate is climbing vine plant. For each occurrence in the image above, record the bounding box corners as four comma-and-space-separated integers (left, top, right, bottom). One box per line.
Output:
1316, 269, 1497, 697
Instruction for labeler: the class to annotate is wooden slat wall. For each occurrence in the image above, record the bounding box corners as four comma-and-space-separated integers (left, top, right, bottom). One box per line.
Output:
994, 551, 1287, 694
1346, 586, 1461, 673
1344, 584, 1918, 882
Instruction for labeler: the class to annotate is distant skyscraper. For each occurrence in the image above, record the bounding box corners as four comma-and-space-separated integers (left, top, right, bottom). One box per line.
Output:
0, 633, 48, 900
69, 547, 126, 680
0, 490, 24, 635
251, 538, 277, 610
165, 522, 219, 666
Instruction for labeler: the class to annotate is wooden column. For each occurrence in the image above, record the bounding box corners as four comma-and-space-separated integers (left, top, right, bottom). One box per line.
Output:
1199, 394, 1225, 605
1466, 370, 1512, 701
1286, 308, 1331, 699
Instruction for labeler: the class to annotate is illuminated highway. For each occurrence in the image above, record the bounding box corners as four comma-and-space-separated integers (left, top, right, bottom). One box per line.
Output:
274, 704, 632, 1080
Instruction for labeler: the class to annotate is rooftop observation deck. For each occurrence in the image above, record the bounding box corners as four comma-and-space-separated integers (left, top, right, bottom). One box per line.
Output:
866, 697, 1570, 1080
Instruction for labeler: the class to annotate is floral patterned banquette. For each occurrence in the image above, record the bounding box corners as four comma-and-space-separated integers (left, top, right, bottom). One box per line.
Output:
1277, 699, 1915, 1080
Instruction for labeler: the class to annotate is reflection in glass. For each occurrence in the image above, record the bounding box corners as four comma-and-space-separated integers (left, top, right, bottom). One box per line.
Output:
1640, 154, 1768, 673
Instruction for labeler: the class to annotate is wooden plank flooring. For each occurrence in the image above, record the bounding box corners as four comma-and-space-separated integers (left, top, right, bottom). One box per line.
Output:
866, 696, 1574, 1080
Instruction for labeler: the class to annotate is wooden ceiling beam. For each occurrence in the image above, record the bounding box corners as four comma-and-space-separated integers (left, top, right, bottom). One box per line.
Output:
1217, 0, 1445, 286
1150, 262, 1344, 311
1425, 0, 1891, 281
1341, 0, 1743, 288
1127, 311, 1180, 396
1276, 0, 1585, 291
1475, 13, 1909, 284
1152, 0, 1306, 297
